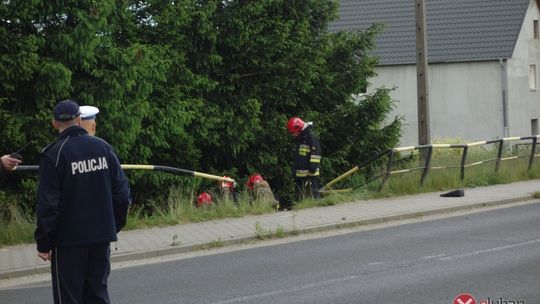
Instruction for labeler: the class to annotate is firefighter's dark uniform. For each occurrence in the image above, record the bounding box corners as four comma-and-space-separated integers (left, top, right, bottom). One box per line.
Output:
35, 126, 131, 304
293, 124, 321, 199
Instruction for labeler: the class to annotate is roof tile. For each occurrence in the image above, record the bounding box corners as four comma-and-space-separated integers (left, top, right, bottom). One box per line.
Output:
328, 0, 530, 64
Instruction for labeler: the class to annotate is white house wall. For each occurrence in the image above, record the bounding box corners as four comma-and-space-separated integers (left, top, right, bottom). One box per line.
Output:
507, 0, 540, 137
369, 61, 503, 146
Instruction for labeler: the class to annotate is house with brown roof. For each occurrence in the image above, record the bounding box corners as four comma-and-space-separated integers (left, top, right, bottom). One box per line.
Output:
330, 0, 540, 145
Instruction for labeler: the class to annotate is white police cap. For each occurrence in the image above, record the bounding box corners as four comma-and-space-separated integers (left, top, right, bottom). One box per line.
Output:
80, 105, 100, 120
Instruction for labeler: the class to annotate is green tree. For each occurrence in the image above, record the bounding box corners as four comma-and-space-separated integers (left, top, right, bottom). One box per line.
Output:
193, 1, 401, 203
0, 0, 168, 212
1, 0, 401, 212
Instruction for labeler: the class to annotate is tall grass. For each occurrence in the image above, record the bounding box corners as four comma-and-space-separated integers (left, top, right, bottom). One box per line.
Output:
125, 189, 276, 230
3, 143, 540, 246
0, 204, 35, 247
296, 144, 540, 209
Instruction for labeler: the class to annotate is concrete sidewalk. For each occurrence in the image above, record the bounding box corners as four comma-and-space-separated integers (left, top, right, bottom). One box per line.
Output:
1, 180, 539, 280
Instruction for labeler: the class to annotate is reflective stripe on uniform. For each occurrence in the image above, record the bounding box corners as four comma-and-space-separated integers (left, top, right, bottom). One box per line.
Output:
310, 155, 321, 163
298, 144, 310, 156
296, 169, 308, 177
308, 168, 320, 176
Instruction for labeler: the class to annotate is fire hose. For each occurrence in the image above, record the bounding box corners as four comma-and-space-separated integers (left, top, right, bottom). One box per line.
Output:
14, 164, 235, 183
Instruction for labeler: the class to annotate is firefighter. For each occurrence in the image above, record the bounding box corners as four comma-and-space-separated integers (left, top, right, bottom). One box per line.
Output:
196, 191, 213, 207
246, 173, 279, 209
287, 117, 322, 200
218, 176, 238, 203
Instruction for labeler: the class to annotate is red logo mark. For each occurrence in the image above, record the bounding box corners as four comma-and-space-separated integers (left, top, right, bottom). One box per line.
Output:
454, 293, 477, 304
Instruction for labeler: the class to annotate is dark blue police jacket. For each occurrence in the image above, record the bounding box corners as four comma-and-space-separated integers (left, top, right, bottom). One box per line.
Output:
35, 126, 131, 253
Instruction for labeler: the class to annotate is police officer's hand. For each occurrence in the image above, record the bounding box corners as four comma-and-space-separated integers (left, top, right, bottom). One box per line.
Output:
1, 155, 22, 170
37, 251, 52, 261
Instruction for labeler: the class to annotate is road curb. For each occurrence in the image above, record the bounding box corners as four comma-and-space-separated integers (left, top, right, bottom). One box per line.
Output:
0, 194, 534, 280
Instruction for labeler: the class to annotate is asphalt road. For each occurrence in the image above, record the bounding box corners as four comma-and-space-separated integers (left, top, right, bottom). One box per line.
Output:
2, 202, 540, 304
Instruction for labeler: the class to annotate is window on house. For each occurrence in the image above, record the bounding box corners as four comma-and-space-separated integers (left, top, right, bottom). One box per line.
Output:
532, 119, 538, 135
534, 20, 539, 39
530, 65, 537, 90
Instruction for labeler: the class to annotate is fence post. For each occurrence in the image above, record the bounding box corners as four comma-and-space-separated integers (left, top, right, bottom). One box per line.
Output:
528, 137, 538, 171
378, 150, 394, 191
420, 146, 433, 187
460, 146, 468, 181
495, 139, 504, 173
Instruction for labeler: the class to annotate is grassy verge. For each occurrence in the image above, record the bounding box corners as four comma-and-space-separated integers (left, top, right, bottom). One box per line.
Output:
2, 152, 540, 247
0, 204, 35, 246
295, 151, 540, 209
125, 191, 276, 230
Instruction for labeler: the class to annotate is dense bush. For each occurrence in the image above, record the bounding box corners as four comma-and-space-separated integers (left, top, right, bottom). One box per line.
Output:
0, 0, 400, 212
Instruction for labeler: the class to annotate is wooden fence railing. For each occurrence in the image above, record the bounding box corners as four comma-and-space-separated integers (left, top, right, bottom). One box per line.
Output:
320, 135, 540, 194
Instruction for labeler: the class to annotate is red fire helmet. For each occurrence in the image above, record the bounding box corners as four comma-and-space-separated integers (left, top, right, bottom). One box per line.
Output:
287, 117, 305, 134
196, 192, 213, 207
246, 173, 264, 190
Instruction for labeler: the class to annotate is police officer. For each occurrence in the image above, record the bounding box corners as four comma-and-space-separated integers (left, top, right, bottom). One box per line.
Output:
287, 117, 322, 201
80, 105, 100, 136
35, 100, 131, 304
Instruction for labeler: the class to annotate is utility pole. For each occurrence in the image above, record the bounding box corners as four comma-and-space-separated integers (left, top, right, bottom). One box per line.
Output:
415, 0, 430, 146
